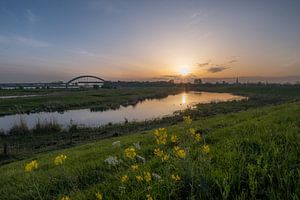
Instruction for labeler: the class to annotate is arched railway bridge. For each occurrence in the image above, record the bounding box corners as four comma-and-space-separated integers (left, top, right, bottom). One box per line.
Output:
66, 75, 106, 88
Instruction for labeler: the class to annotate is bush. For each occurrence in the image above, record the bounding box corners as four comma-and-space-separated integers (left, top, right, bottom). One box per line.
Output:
32, 119, 62, 134
9, 119, 29, 135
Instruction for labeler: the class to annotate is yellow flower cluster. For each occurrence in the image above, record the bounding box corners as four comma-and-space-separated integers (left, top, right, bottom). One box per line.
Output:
189, 128, 201, 142
134, 171, 152, 183
143, 172, 152, 182
54, 154, 67, 165
153, 128, 168, 145
131, 164, 139, 171
170, 135, 178, 143
154, 148, 169, 162
173, 146, 186, 159
61, 196, 70, 200
25, 160, 38, 172
121, 175, 129, 183
171, 174, 181, 182
202, 144, 210, 153
189, 128, 195, 136
183, 116, 192, 125
95, 192, 103, 200
146, 194, 153, 200
136, 175, 143, 182
124, 147, 137, 159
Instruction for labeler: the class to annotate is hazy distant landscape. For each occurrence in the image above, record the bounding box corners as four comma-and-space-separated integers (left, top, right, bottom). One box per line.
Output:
0, 0, 300, 200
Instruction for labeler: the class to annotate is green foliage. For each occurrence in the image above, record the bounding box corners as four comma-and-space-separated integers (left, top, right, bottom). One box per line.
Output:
0, 87, 182, 116
0, 102, 299, 199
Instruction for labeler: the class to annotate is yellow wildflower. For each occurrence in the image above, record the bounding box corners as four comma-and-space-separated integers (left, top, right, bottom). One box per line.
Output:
25, 160, 38, 172
146, 194, 153, 200
170, 135, 178, 143
144, 172, 152, 182
153, 128, 168, 145
202, 144, 210, 153
195, 133, 201, 142
54, 154, 67, 165
154, 148, 169, 162
162, 154, 170, 161
173, 146, 186, 159
154, 148, 164, 157
153, 128, 166, 137
121, 175, 129, 183
189, 128, 196, 136
171, 174, 181, 182
136, 175, 143, 182
183, 116, 192, 125
124, 147, 137, 159
61, 196, 70, 200
131, 164, 139, 171
95, 192, 103, 200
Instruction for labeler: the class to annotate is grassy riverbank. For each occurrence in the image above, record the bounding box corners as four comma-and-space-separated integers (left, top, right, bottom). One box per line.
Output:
0, 87, 182, 116
0, 102, 299, 199
1, 84, 300, 165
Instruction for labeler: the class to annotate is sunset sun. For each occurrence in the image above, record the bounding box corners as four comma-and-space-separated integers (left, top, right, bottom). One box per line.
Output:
179, 66, 190, 76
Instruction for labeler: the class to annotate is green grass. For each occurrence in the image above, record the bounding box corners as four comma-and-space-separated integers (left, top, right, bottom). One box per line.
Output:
0, 102, 299, 199
0, 87, 181, 115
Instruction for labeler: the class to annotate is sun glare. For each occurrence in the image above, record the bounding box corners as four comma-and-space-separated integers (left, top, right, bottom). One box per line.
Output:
179, 66, 190, 76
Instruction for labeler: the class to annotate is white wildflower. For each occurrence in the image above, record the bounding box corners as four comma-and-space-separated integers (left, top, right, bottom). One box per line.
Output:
119, 186, 126, 194
112, 141, 121, 147
133, 141, 141, 150
104, 156, 119, 166
152, 173, 162, 180
136, 155, 146, 163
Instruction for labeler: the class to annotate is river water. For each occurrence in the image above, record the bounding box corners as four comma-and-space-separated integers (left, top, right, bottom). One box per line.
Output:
0, 91, 245, 132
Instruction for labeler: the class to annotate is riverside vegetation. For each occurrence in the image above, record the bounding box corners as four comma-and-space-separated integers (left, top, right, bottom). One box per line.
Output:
0, 87, 182, 116
1, 84, 300, 164
0, 84, 299, 199
0, 102, 299, 199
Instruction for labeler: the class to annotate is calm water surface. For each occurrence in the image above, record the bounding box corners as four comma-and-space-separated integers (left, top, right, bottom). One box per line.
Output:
0, 91, 245, 132
0, 95, 41, 99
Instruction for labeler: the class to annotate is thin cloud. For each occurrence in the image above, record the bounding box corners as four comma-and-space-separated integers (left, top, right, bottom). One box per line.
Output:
0, 35, 49, 47
26, 9, 39, 24
77, 48, 96, 57
14, 36, 49, 47
207, 66, 229, 73
189, 10, 208, 25
152, 74, 197, 81
228, 59, 237, 64
197, 62, 210, 67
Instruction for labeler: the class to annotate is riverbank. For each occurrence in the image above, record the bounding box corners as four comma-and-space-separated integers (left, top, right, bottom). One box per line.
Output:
0, 91, 245, 132
0, 87, 183, 116
1, 85, 300, 164
0, 101, 299, 199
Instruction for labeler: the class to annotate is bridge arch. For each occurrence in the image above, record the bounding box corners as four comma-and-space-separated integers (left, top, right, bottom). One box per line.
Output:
66, 75, 106, 88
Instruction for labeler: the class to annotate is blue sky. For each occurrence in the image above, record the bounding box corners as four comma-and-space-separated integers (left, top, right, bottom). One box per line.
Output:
0, 0, 300, 82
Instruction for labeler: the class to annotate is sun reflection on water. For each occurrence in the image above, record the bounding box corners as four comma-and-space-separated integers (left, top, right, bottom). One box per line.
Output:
181, 93, 187, 105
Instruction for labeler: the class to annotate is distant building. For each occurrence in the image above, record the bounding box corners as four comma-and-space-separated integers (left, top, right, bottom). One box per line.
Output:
235, 77, 239, 85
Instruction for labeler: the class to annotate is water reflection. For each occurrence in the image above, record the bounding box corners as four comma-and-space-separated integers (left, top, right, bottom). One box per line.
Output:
181, 93, 187, 105
0, 91, 246, 132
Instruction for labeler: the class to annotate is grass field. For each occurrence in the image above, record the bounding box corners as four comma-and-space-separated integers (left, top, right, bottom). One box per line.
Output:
0, 102, 299, 199
1, 85, 300, 165
0, 87, 181, 116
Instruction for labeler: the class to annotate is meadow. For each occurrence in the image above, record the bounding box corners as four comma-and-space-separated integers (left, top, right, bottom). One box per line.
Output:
0, 84, 300, 199
1, 84, 300, 164
0, 102, 299, 199
0, 87, 182, 116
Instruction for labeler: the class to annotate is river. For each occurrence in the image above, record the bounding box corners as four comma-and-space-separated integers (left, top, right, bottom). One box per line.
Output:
0, 91, 246, 132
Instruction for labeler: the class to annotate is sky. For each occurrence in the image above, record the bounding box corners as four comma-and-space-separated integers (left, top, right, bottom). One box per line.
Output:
0, 0, 300, 82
